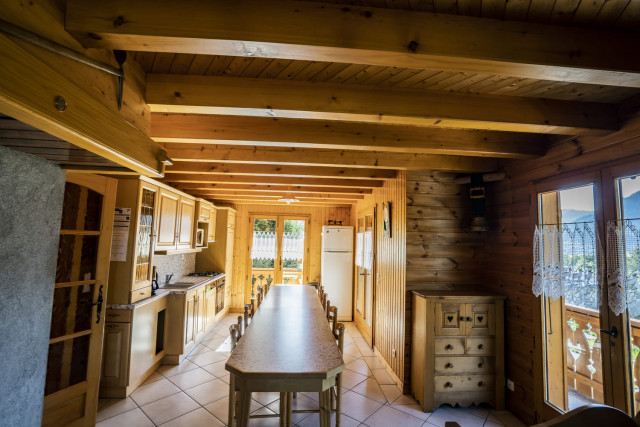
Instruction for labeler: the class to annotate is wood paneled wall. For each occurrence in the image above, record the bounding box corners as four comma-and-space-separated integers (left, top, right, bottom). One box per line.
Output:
405, 171, 485, 391
484, 116, 640, 425
354, 172, 407, 388
229, 204, 351, 309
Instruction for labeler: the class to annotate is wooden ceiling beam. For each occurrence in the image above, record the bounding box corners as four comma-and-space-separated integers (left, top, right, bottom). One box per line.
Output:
171, 183, 373, 194
162, 144, 498, 172
146, 76, 617, 136
188, 190, 364, 200
66, 0, 640, 88
162, 175, 384, 188
165, 161, 396, 179
152, 114, 548, 158
210, 200, 353, 208
206, 195, 358, 204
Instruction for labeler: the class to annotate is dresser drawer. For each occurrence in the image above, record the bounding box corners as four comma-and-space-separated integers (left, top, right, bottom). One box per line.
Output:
104, 309, 132, 323
466, 337, 495, 355
434, 375, 495, 393
434, 356, 495, 374
434, 338, 465, 355
130, 286, 151, 303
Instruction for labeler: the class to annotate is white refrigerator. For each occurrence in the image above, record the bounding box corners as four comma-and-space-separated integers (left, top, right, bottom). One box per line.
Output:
321, 226, 354, 321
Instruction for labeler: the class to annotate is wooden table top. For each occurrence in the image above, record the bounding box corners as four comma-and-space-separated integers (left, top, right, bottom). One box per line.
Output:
225, 285, 344, 380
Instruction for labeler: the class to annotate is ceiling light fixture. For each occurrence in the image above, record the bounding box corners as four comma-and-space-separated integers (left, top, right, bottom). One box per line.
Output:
278, 187, 300, 204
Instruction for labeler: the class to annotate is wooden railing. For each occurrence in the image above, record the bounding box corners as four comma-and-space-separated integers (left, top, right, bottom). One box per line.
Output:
250, 268, 304, 290
565, 305, 640, 408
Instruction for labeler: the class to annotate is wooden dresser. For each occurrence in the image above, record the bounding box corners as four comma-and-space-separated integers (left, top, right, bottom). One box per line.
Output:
411, 291, 506, 412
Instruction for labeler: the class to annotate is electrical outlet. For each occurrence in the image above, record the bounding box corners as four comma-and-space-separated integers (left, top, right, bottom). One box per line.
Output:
507, 379, 515, 391
392, 349, 396, 357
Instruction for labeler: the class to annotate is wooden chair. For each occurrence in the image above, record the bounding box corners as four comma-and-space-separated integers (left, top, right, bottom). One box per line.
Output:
531, 404, 639, 427
228, 325, 239, 427
327, 305, 338, 342
243, 304, 251, 330
236, 315, 243, 339
257, 291, 263, 308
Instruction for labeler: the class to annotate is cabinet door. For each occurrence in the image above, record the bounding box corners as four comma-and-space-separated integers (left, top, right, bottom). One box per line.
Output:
133, 182, 158, 290
184, 293, 195, 348
435, 302, 465, 336
208, 208, 217, 242
199, 205, 210, 222
156, 189, 179, 249
205, 285, 216, 329
195, 288, 206, 340
177, 197, 195, 249
465, 303, 495, 336
101, 323, 131, 388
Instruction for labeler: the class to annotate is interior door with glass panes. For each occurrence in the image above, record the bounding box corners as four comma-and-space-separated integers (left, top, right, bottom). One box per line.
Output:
278, 217, 308, 285
42, 173, 116, 427
249, 216, 279, 301
355, 208, 375, 347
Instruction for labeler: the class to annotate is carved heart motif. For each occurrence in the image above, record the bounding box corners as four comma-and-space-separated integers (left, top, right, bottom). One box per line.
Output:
478, 316, 484, 322
447, 315, 454, 322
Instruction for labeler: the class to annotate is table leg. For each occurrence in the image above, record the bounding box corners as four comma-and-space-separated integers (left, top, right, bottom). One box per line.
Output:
286, 392, 293, 426
319, 389, 329, 427
279, 393, 286, 427
238, 391, 251, 427
228, 374, 235, 427
336, 373, 342, 427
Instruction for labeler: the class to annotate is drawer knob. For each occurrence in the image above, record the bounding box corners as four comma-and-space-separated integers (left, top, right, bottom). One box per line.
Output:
477, 344, 484, 350
459, 316, 465, 321
478, 362, 484, 368
444, 382, 453, 388
445, 344, 454, 350
466, 316, 472, 321
478, 381, 484, 387
445, 363, 453, 369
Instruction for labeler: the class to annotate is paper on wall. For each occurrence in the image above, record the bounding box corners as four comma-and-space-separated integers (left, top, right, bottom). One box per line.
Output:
110, 207, 131, 262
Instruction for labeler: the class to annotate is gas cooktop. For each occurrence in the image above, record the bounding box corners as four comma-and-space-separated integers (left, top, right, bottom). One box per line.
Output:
188, 271, 223, 277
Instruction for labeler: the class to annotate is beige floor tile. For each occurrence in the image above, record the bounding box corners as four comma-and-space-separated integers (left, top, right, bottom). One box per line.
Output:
159, 407, 225, 426
167, 367, 216, 390
392, 393, 419, 405
486, 413, 504, 424
370, 368, 395, 385
491, 411, 526, 427
204, 395, 262, 422
340, 390, 384, 422
130, 378, 181, 406
184, 378, 229, 406
342, 353, 360, 365
96, 397, 138, 422
157, 359, 199, 378
341, 369, 369, 389
96, 408, 154, 427
346, 358, 373, 377
343, 343, 362, 358
363, 405, 425, 427
252, 391, 282, 406
351, 378, 387, 403
140, 371, 165, 386
388, 403, 432, 421
188, 349, 228, 366
427, 405, 486, 427
458, 405, 490, 420
379, 384, 403, 403
140, 391, 200, 425
484, 419, 505, 427
297, 412, 361, 427
356, 345, 377, 357
188, 343, 214, 356
201, 359, 228, 377
266, 392, 319, 423
363, 356, 386, 370
299, 391, 319, 402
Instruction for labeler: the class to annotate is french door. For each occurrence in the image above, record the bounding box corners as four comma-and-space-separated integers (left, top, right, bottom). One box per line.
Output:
42, 173, 116, 426
247, 215, 309, 301
535, 165, 640, 419
355, 208, 375, 347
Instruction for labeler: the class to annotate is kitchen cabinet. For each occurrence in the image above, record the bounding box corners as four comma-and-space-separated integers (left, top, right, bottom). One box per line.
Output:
194, 285, 206, 342
177, 197, 195, 249
196, 207, 236, 307
100, 296, 167, 398
156, 188, 180, 250
184, 289, 196, 350
411, 291, 505, 412
205, 282, 216, 330
194, 199, 217, 248
108, 177, 160, 304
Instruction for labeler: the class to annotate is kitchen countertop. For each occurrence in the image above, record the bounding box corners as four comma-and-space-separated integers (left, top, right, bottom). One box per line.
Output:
107, 273, 225, 310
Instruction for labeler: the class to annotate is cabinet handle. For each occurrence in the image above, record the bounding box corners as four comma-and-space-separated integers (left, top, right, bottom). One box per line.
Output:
478, 362, 484, 368
477, 344, 484, 350
445, 344, 454, 350
106, 324, 118, 328
140, 292, 145, 295
466, 316, 472, 321
445, 363, 453, 369
478, 381, 484, 387
444, 382, 453, 388
459, 316, 465, 321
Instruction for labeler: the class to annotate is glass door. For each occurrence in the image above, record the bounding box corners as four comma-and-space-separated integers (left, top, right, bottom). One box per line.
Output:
280, 218, 306, 285
249, 216, 278, 299
354, 208, 375, 347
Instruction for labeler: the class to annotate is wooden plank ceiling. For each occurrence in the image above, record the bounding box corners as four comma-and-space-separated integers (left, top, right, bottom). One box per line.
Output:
64, 0, 640, 206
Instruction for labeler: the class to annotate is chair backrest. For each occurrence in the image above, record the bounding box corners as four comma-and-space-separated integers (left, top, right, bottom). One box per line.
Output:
229, 324, 238, 351
531, 404, 639, 427
335, 323, 345, 354
236, 315, 243, 339
328, 306, 338, 338
243, 304, 251, 329
257, 292, 263, 308
250, 301, 255, 317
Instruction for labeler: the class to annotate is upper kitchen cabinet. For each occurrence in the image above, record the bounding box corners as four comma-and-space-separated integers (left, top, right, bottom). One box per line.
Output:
194, 199, 217, 248
177, 196, 195, 249
108, 177, 160, 305
154, 187, 197, 253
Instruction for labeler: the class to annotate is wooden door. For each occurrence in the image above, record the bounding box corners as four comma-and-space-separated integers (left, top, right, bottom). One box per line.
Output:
435, 302, 465, 336
42, 173, 116, 427
156, 189, 179, 249
184, 292, 196, 348
355, 208, 375, 347
248, 216, 279, 297
465, 303, 495, 336
277, 216, 310, 285
177, 197, 195, 249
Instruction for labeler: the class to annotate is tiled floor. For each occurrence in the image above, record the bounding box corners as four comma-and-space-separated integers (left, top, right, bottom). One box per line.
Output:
97, 314, 527, 427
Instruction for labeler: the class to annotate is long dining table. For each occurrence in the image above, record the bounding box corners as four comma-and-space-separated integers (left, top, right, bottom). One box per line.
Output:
225, 284, 345, 427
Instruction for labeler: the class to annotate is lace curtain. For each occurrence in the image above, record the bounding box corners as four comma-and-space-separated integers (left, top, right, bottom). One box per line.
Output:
363, 230, 374, 270
606, 220, 640, 317
355, 231, 364, 268
250, 231, 305, 261
532, 222, 603, 310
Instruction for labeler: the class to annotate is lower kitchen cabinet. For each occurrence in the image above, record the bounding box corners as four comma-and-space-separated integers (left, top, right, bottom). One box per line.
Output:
411, 291, 506, 412
100, 296, 168, 398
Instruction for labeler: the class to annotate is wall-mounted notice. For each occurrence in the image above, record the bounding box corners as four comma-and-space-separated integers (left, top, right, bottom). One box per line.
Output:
111, 207, 131, 262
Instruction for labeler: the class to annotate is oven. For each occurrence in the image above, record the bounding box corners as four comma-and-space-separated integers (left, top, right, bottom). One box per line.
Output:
215, 277, 225, 314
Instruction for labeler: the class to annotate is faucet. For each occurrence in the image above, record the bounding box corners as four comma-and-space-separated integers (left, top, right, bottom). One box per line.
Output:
165, 274, 174, 285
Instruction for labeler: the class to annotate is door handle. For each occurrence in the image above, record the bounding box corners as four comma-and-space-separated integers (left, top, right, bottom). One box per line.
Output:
92, 285, 104, 324
600, 326, 618, 338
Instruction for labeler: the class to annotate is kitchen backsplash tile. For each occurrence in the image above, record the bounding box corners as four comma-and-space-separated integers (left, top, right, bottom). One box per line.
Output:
154, 253, 196, 282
